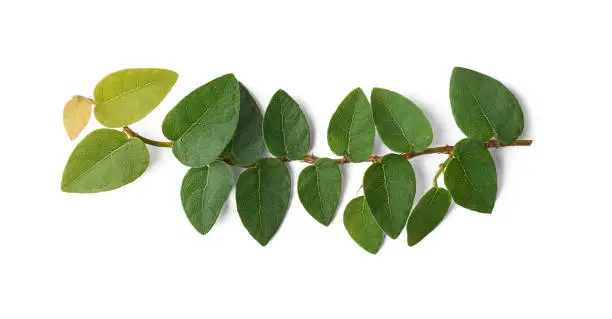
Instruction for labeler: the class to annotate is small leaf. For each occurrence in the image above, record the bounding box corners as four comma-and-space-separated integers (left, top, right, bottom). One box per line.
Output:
63, 96, 92, 140
61, 129, 149, 193
162, 74, 240, 168
263, 89, 310, 160
236, 158, 291, 246
363, 153, 416, 239
220, 83, 265, 166
450, 67, 524, 144
297, 158, 342, 226
371, 88, 433, 152
444, 138, 497, 213
94, 68, 178, 127
343, 196, 384, 254
327, 88, 375, 162
180, 161, 234, 235
407, 187, 452, 246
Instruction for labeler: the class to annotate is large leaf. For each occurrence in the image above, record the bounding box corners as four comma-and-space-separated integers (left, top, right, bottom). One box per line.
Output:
406, 187, 452, 246
263, 89, 310, 160
220, 83, 264, 166
343, 196, 384, 254
61, 129, 149, 193
363, 153, 416, 239
180, 161, 234, 235
63, 96, 93, 140
444, 138, 497, 213
297, 158, 342, 226
371, 88, 433, 152
327, 88, 375, 162
94, 68, 178, 127
235, 158, 291, 246
450, 67, 524, 144
162, 74, 240, 168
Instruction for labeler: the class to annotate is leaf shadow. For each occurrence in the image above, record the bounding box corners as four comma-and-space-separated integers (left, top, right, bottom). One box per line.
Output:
490, 148, 505, 200
216, 165, 244, 224
408, 95, 447, 146
294, 98, 316, 152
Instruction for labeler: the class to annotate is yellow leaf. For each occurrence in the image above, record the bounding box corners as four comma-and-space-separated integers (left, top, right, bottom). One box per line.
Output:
63, 96, 93, 140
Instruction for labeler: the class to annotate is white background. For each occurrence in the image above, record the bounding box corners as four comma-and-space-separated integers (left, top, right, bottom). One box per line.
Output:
1, 1, 610, 318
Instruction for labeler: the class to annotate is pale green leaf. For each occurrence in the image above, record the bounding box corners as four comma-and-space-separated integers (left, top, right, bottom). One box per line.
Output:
263, 90, 310, 160
363, 153, 416, 239
94, 68, 178, 127
371, 88, 433, 152
181, 161, 234, 235
162, 74, 240, 168
61, 129, 149, 193
297, 158, 342, 226
343, 196, 384, 254
450, 67, 524, 144
63, 96, 92, 140
444, 138, 497, 213
236, 158, 291, 246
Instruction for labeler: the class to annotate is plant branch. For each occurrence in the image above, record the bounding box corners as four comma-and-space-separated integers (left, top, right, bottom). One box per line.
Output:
123, 127, 173, 148
219, 139, 533, 167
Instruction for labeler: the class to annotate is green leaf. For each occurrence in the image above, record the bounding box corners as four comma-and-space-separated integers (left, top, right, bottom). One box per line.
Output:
327, 88, 375, 162
343, 196, 384, 254
180, 161, 234, 235
263, 89, 310, 160
220, 83, 264, 166
444, 138, 497, 213
61, 129, 149, 193
407, 187, 452, 246
236, 158, 291, 246
363, 153, 416, 239
162, 74, 240, 168
450, 67, 524, 144
371, 88, 433, 152
94, 68, 178, 127
297, 158, 342, 226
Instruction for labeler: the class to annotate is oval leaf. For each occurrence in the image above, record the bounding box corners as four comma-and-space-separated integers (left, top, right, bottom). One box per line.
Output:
236, 158, 291, 246
327, 88, 375, 162
162, 74, 240, 168
94, 68, 178, 127
444, 138, 497, 213
220, 83, 265, 166
297, 158, 342, 226
343, 196, 384, 254
407, 187, 452, 246
450, 67, 524, 144
61, 129, 149, 193
363, 153, 416, 239
263, 89, 310, 160
371, 88, 433, 152
181, 161, 234, 235
63, 96, 92, 140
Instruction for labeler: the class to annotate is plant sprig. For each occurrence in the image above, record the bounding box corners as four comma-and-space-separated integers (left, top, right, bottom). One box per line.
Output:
61, 67, 532, 253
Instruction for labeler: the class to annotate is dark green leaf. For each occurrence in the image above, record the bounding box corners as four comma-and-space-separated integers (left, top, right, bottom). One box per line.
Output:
263, 90, 310, 160
450, 67, 524, 144
297, 158, 342, 226
180, 161, 234, 235
220, 83, 264, 166
61, 129, 149, 193
407, 187, 452, 246
371, 88, 433, 152
94, 68, 178, 127
327, 88, 375, 162
236, 158, 291, 246
162, 74, 240, 167
343, 196, 384, 254
363, 154, 416, 239
444, 138, 497, 213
